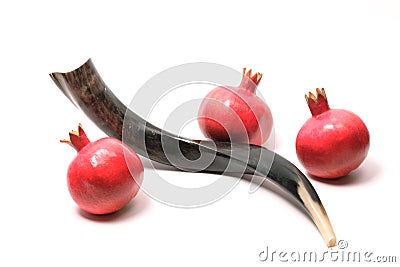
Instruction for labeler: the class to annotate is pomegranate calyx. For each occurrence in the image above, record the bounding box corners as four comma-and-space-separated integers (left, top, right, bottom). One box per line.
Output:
305, 88, 330, 116
60, 123, 91, 152
239, 67, 263, 93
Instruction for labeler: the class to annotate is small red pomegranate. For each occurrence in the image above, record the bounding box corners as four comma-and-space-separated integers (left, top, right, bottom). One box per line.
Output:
61, 124, 144, 214
198, 68, 273, 146
296, 88, 370, 179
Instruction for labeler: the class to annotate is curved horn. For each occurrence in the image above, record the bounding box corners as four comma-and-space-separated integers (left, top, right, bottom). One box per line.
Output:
50, 59, 336, 247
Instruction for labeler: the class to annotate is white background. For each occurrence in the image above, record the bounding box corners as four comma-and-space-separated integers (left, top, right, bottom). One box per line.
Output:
1, 0, 399, 266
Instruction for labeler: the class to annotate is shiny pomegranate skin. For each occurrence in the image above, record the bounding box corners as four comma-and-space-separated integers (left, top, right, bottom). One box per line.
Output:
296, 88, 370, 179
198, 68, 273, 146
62, 124, 144, 214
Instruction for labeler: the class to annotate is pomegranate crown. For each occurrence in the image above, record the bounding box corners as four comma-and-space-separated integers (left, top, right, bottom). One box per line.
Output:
305, 88, 327, 103
242, 67, 263, 86
60, 123, 91, 151
305, 88, 330, 116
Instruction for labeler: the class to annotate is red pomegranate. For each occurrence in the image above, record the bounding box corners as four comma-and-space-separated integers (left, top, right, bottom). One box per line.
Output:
198, 68, 273, 146
296, 88, 370, 179
61, 124, 144, 214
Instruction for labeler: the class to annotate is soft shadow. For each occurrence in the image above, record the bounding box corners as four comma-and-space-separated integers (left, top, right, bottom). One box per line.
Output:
77, 191, 151, 222
140, 157, 176, 171
242, 173, 336, 246
269, 132, 283, 151
242, 174, 313, 224
308, 157, 382, 186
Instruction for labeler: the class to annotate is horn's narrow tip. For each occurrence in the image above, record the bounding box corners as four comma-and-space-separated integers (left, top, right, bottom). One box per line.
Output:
311, 202, 336, 247
297, 180, 336, 247
326, 235, 336, 248
311, 202, 336, 248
